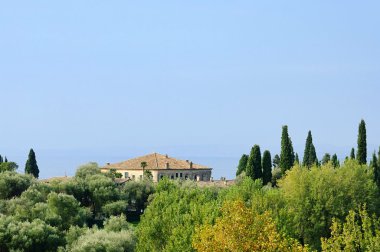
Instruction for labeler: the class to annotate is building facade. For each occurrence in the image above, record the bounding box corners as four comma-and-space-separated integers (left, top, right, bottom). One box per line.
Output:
100, 153, 212, 182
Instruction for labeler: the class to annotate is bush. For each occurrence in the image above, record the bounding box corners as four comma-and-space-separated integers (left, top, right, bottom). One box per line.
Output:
0, 171, 34, 199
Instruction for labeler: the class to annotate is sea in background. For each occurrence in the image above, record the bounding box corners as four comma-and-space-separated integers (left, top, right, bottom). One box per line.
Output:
8, 147, 240, 180
7, 143, 377, 180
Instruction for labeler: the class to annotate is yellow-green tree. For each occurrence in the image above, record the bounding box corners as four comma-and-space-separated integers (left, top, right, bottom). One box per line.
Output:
192, 200, 307, 252
321, 207, 380, 251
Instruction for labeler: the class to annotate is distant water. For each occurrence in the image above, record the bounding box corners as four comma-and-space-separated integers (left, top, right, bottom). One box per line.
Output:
11, 149, 239, 180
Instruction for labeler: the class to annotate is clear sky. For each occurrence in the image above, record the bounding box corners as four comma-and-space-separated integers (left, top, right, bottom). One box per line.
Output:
1, 1, 379, 179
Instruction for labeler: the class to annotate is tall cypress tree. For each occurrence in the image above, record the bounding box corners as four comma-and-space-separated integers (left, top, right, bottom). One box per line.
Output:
303, 131, 318, 167
4, 157, 7, 162
371, 152, 379, 187
309, 144, 318, 166
357, 119, 367, 165
303, 131, 312, 167
280, 125, 294, 174
0, 155, 3, 163
25, 148, 39, 178
236, 154, 249, 176
262, 150, 272, 185
350, 148, 355, 160
246, 145, 262, 180
331, 154, 340, 168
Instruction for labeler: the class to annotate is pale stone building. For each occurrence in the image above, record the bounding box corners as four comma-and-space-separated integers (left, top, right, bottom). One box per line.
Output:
100, 153, 212, 182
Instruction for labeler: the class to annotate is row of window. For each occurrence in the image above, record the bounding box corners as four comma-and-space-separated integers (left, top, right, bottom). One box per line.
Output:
124, 172, 143, 180
159, 173, 203, 181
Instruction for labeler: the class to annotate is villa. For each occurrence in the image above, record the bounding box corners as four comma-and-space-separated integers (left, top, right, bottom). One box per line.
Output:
100, 153, 212, 182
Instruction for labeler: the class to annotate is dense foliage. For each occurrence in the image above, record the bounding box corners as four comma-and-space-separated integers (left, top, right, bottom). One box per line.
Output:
0, 119, 379, 251
0, 162, 154, 252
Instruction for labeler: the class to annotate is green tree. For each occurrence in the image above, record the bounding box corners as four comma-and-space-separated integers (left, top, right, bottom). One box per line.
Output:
350, 148, 356, 159
75, 162, 101, 179
0, 155, 3, 163
193, 200, 306, 252
236, 154, 248, 176
295, 153, 300, 164
0, 171, 34, 199
321, 153, 331, 165
45, 192, 89, 230
141, 161, 148, 179
331, 154, 340, 168
357, 119, 367, 164
303, 131, 318, 167
246, 145, 262, 180
273, 154, 280, 168
136, 179, 220, 252
262, 150, 272, 185
321, 207, 380, 251
67, 227, 136, 252
280, 125, 295, 174
25, 148, 39, 178
279, 160, 379, 250
0, 216, 64, 252
371, 152, 380, 188
0, 162, 18, 172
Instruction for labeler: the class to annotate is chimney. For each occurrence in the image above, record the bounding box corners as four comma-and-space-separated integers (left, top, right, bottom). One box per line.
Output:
106, 162, 110, 165
190, 162, 193, 169
165, 154, 168, 158
166, 162, 170, 169
186, 160, 189, 163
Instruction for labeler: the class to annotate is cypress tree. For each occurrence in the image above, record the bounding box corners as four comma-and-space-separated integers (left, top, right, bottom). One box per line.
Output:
0, 155, 2, 163
262, 150, 272, 185
303, 131, 312, 167
246, 145, 262, 180
303, 131, 318, 167
273, 154, 280, 168
280, 125, 294, 174
236, 154, 249, 176
321, 153, 331, 165
331, 154, 340, 168
309, 144, 318, 166
350, 148, 355, 160
4, 156, 7, 162
295, 153, 300, 164
357, 119, 367, 164
25, 148, 39, 178
371, 152, 379, 188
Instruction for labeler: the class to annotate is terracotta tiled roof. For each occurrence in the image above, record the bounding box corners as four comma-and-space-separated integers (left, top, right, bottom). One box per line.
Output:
102, 153, 211, 170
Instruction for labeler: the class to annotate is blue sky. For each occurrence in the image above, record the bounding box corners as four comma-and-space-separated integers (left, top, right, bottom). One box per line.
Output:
1, 1, 379, 179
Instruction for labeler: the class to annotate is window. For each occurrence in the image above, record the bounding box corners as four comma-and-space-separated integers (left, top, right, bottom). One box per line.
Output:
180, 173, 183, 178
176, 173, 178, 178
124, 172, 129, 178
132, 175, 135, 180
139, 175, 143, 181
171, 175, 174, 179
